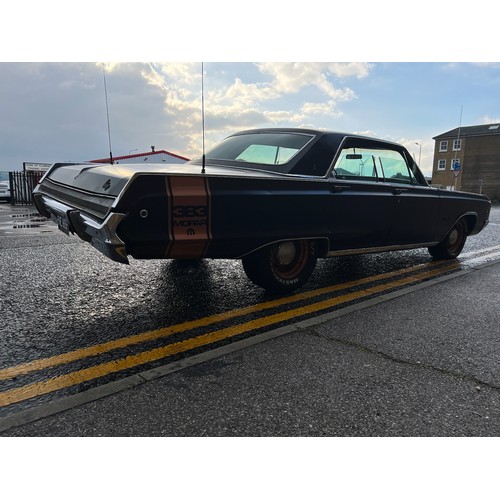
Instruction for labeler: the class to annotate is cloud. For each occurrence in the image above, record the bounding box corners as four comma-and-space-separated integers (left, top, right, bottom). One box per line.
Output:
353, 129, 378, 138
0, 62, 375, 169
300, 101, 343, 118
256, 62, 366, 100
134, 62, 372, 156
480, 115, 500, 124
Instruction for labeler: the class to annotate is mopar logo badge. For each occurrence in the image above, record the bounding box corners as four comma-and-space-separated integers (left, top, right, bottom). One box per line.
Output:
102, 179, 111, 191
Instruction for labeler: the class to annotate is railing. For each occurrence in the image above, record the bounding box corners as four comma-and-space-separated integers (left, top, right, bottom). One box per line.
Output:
9, 171, 44, 205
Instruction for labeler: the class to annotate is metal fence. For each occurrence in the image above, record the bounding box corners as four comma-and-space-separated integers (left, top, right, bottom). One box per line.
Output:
9, 171, 44, 205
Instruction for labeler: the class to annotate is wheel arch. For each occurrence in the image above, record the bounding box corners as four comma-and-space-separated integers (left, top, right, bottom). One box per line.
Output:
428, 217, 468, 260
313, 237, 330, 258
240, 236, 330, 259
461, 211, 478, 236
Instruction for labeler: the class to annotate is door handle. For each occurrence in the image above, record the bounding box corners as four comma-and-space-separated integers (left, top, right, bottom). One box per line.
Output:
332, 185, 351, 192
393, 187, 409, 195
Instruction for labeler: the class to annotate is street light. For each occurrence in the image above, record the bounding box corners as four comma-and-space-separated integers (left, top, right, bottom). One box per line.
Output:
415, 142, 422, 166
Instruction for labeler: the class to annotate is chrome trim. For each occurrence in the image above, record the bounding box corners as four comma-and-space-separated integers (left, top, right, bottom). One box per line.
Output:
43, 197, 75, 217
240, 238, 440, 260
186, 162, 324, 180
40, 195, 129, 264
79, 212, 128, 263
239, 236, 329, 258
326, 242, 439, 257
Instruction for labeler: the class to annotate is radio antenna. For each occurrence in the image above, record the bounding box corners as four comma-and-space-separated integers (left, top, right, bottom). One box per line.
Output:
453, 105, 463, 190
102, 66, 114, 165
201, 62, 206, 174
455, 105, 463, 154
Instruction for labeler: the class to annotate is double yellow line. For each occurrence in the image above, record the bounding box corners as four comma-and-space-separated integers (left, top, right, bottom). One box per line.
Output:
0, 260, 459, 407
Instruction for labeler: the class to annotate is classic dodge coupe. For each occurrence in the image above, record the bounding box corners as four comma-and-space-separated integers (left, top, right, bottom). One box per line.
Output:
33, 128, 491, 292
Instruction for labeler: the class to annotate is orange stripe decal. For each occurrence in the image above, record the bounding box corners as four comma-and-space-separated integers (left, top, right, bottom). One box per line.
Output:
166, 176, 211, 259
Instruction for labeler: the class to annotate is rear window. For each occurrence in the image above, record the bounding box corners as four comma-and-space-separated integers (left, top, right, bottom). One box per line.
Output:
205, 132, 314, 168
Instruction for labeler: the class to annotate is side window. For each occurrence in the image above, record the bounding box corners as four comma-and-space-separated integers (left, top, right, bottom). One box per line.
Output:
378, 150, 416, 184
333, 148, 382, 180
333, 146, 416, 184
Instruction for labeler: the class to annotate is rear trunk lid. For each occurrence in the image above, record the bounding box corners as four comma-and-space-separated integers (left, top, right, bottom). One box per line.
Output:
35, 162, 193, 220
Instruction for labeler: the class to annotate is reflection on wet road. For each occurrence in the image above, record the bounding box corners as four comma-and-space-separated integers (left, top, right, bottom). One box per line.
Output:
0, 205, 50, 231
1, 204, 499, 417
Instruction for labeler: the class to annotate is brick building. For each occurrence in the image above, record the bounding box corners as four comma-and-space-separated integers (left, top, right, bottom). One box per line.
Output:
431, 123, 500, 202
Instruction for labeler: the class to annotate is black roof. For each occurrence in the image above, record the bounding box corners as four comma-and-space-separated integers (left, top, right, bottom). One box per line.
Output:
231, 127, 403, 147
433, 123, 500, 139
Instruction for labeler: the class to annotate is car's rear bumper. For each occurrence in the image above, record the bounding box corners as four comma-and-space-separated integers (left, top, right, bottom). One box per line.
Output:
33, 193, 129, 264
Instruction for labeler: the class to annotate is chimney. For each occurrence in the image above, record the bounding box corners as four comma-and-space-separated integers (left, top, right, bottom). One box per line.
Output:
151, 146, 155, 152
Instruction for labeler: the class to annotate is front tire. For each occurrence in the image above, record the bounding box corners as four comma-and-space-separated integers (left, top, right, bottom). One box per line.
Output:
428, 219, 467, 259
242, 240, 317, 293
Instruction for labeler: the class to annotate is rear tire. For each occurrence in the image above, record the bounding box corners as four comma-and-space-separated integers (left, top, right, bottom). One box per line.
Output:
242, 240, 317, 293
428, 219, 467, 259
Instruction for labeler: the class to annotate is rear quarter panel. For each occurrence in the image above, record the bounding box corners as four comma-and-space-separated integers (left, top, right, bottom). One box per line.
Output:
115, 173, 332, 260
207, 176, 331, 257
435, 189, 491, 239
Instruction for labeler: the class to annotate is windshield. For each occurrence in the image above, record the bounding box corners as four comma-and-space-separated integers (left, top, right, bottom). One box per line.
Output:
203, 132, 314, 169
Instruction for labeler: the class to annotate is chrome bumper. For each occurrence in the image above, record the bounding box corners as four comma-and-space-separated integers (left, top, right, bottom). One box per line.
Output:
34, 194, 129, 264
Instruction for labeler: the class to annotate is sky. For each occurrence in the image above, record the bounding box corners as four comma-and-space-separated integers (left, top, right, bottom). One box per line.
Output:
1, 3, 500, 179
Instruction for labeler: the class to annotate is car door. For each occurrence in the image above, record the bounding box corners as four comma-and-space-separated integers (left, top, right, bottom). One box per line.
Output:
386, 183, 440, 245
381, 152, 440, 246
327, 145, 396, 251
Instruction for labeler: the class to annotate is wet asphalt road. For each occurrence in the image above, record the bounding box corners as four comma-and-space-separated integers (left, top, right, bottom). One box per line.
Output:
1, 202, 500, 435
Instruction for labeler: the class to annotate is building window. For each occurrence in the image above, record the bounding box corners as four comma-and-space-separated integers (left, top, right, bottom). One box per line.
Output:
439, 141, 448, 152
452, 139, 462, 151
437, 159, 446, 171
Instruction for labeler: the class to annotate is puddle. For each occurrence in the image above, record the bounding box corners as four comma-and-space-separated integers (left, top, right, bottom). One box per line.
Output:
13, 224, 44, 229
0, 206, 55, 234
11, 212, 41, 218
0, 211, 50, 231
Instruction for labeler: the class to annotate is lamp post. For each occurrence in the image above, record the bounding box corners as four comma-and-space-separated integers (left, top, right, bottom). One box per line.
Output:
415, 142, 422, 166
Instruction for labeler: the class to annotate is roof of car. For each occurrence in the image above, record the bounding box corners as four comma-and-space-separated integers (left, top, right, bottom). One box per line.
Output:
232, 127, 341, 137
230, 128, 403, 147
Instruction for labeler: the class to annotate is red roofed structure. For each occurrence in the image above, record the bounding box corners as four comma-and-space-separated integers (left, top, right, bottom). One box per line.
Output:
91, 147, 189, 165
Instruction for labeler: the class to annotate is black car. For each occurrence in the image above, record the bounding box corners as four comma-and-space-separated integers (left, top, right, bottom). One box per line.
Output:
33, 128, 491, 292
